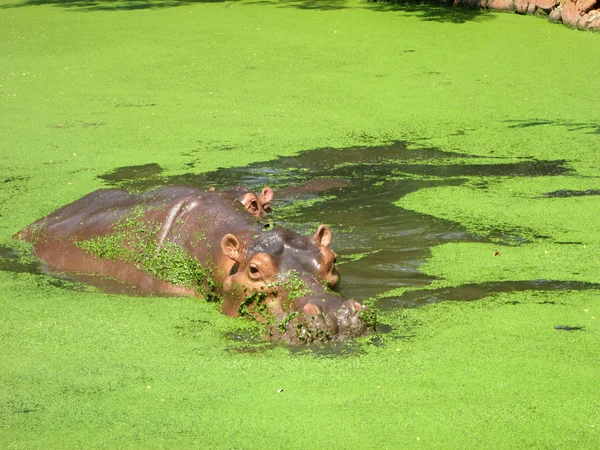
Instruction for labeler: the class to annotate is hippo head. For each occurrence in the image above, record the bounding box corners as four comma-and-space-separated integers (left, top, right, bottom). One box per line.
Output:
209, 186, 274, 218
219, 224, 375, 344
235, 186, 273, 218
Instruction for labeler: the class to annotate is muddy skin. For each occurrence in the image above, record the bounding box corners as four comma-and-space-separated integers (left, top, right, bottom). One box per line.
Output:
15, 186, 373, 344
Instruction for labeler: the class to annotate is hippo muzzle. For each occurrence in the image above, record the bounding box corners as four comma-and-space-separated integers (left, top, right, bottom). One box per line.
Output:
225, 268, 375, 344
283, 294, 373, 345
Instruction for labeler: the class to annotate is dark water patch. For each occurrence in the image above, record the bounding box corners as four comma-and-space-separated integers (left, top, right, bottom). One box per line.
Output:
506, 119, 600, 135
390, 159, 570, 178
2, 176, 28, 184
0, 245, 129, 293
93, 142, 575, 302
365, 1, 495, 24
99, 163, 163, 184
289, 339, 365, 358
99, 144, 570, 194
1, 0, 235, 11
0, 245, 42, 274
114, 103, 157, 108
0, 400, 43, 415
44, 276, 90, 291
480, 225, 551, 245
1, 0, 495, 26
225, 327, 279, 354
174, 317, 212, 339
378, 280, 600, 310
554, 325, 585, 331
544, 189, 600, 198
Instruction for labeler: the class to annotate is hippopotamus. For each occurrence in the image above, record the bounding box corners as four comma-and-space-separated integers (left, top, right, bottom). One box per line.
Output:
15, 186, 374, 344
209, 185, 273, 218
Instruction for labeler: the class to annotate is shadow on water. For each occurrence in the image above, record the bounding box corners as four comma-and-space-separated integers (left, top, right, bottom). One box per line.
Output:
0, 245, 90, 291
378, 280, 600, 310
0, 0, 494, 24
505, 119, 600, 135
93, 141, 576, 305
544, 189, 600, 198
363, 0, 495, 24
0, 246, 41, 274
0, 0, 232, 11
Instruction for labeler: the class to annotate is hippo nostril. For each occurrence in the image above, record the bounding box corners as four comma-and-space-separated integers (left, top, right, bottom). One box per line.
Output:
303, 303, 322, 316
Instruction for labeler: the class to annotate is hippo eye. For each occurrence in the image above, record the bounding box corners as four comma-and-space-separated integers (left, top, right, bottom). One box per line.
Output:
248, 264, 261, 279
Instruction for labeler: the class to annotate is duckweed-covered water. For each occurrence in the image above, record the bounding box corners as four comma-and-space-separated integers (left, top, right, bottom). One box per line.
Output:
1, 0, 600, 448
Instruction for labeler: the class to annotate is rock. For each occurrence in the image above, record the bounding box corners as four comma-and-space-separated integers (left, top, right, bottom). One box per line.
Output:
582, 10, 600, 27
590, 16, 600, 28
549, 5, 564, 20
515, 0, 530, 12
561, 0, 581, 26
514, 0, 540, 13
535, 0, 558, 11
455, 0, 600, 31
575, 0, 597, 14
488, 0, 514, 9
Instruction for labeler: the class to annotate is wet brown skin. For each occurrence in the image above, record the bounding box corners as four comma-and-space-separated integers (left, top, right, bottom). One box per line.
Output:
15, 186, 372, 344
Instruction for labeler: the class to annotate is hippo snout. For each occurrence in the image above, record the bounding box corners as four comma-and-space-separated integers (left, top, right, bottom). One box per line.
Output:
274, 295, 374, 344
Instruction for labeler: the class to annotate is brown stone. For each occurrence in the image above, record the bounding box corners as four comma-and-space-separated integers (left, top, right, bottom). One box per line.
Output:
488, 0, 515, 9
561, 0, 581, 25
590, 16, 600, 28
535, 0, 557, 9
582, 10, 600, 26
575, 0, 597, 13
549, 6, 564, 20
515, 0, 530, 12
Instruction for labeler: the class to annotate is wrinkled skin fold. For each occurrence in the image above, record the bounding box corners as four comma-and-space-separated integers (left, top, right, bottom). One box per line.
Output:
15, 187, 375, 344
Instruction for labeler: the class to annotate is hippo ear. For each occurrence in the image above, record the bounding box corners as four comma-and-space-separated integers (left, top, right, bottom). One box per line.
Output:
313, 224, 332, 248
238, 193, 260, 217
209, 187, 215, 191
221, 234, 243, 262
259, 186, 274, 203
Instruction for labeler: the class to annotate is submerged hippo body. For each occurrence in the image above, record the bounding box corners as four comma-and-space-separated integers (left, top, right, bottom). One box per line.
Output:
16, 187, 373, 343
